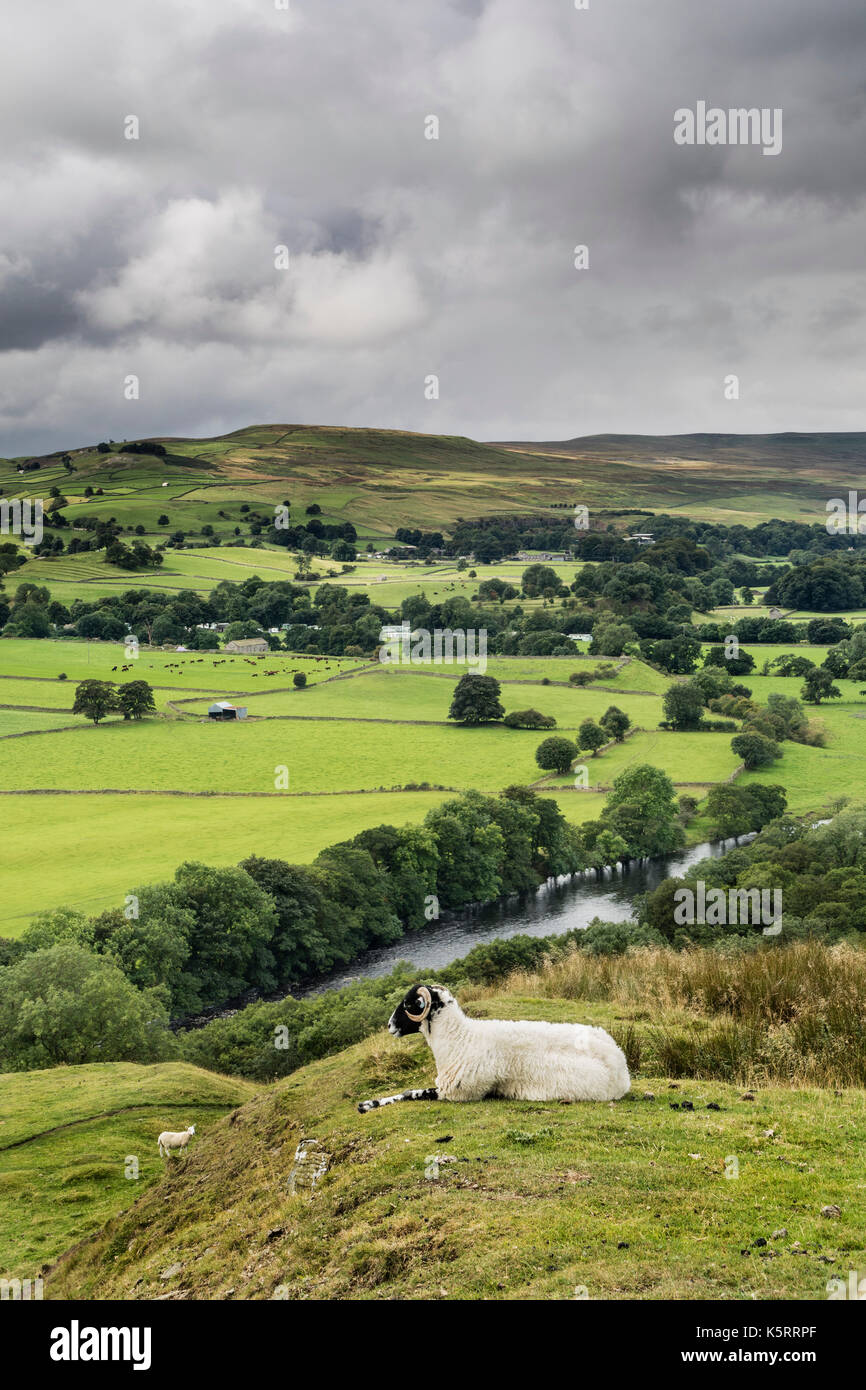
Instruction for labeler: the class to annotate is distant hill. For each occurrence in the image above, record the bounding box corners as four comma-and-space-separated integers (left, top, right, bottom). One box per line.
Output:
503, 430, 866, 464
494, 431, 866, 525
3, 424, 861, 535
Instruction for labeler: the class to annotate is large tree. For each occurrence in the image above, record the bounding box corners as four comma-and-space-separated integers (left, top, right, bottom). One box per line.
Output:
801, 667, 842, 704
731, 731, 782, 769
349, 823, 440, 930
521, 563, 560, 597
705, 783, 787, 838
501, 785, 584, 879
662, 679, 705, 730
600, 764, 683, 858
599, 706, 631, 742
590, 618, 638, 657
577, 719, 607, 757
703, 645, 755, 677
645, 635, 701, 674
766, 558, 864, 612
448, 673, 505, 724
171, 862, 278, 1007
72, 679, 118, 724
424, 791, 506, 910
241, 856, 338, 980
116, 679, 156, 720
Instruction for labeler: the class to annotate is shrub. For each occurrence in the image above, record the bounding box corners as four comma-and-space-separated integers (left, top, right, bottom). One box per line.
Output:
535, 736, 577, 774
0, 943, 175, 1070
731, 731, 781, 769
503, 708, 556, 729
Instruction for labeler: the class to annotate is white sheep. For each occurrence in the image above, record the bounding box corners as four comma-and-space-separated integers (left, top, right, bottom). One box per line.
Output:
157, 1124, 196, 1158
358, 984, 630, 1112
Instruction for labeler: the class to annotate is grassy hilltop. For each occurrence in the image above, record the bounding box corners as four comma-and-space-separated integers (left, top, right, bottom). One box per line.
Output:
41, 969, 866, 1302
3, 424, 574, 545
3, 422, 861, 607
4, 425, 864, 547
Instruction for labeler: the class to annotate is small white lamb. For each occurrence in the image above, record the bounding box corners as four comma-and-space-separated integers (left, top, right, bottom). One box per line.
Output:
157, 1124, 196, 1158
358, 984, 630, 1112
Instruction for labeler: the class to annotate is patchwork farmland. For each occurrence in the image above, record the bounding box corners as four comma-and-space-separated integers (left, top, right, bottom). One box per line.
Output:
2, 612, 865, 929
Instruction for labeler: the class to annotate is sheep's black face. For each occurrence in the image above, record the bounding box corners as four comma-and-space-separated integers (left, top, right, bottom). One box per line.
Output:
388, 984, 450, 1036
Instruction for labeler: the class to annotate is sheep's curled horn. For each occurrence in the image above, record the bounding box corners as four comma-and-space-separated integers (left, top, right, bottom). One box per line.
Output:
404, 986, 432, 1023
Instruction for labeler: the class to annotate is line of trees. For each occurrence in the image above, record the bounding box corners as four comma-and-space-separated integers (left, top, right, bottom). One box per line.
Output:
0, 771, 813, 1077
0, 764, 753, 1072
6, 532, 866, 669
447, 511, 866, 564
0, 787, 585, 1066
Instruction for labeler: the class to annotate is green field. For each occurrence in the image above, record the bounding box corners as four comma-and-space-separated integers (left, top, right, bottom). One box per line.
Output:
725, 645, 836, 668
742, 737, 866, 815
0, 639, 361, 689
741, 674, 866, 706
0, 1062, 256, 1276
0, 710, 83, 737
4, 635, 866, 932
0, 677, 86, 708
180, 666, 665, 729
0, 790, 451, 929
538, 789, 611, 824
5, 424, 866, 1307
9, 545, 584, 606
0, 718, 548, 794
546, 730, 741, 788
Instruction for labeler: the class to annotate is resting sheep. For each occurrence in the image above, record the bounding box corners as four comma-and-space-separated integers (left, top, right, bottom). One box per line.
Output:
157, 1124, 196, 1158
357, 984, 630, 1112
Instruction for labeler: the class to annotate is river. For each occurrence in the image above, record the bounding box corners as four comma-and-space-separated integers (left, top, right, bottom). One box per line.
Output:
298, 837, 747, 997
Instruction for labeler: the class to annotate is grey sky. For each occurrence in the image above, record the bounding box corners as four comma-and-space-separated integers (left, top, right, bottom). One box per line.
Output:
1, 0, 864, 455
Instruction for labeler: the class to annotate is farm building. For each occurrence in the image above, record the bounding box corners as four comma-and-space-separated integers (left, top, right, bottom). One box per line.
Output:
767, 606, 784, 619
207, 701, 247, 721
514, 550, 571, 561
224, 638, 268, 654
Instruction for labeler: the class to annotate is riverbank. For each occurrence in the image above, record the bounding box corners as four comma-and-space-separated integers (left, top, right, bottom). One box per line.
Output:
172, 837, 748, 1030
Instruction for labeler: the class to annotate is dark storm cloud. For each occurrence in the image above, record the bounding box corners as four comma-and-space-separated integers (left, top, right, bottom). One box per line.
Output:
0, 276, 83, 351
0, 0, 864, 456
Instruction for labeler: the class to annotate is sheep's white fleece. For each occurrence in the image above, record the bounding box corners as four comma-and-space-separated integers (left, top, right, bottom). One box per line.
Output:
157, 1126, 194, 1157
418, 994, 630, 1102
